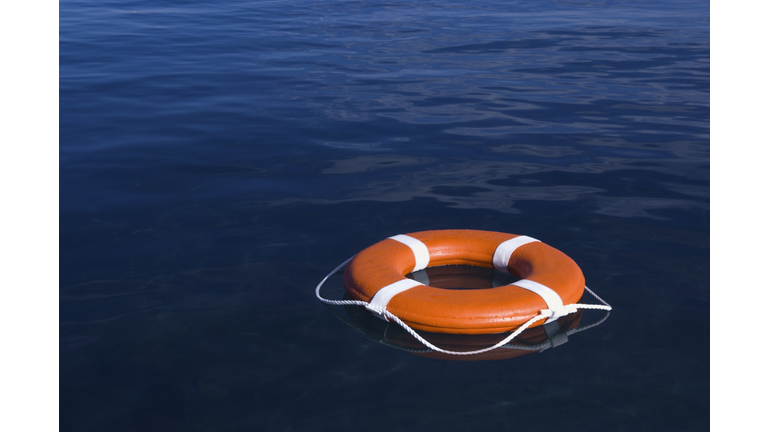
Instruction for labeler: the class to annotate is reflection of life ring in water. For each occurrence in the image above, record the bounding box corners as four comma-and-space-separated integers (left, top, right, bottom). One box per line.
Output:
342, 298, 587, 361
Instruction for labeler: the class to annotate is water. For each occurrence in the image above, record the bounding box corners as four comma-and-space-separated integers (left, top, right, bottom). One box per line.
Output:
60, 0, 709, 430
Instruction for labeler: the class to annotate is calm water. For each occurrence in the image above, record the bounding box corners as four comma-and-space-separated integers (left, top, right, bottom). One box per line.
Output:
60, 0, 709, 430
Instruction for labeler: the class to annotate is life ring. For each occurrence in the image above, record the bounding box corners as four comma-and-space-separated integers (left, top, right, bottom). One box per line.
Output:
343, 229, 585, 335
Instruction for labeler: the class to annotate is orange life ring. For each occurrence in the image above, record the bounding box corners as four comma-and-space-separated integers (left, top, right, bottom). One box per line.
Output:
343, 229, 585, 335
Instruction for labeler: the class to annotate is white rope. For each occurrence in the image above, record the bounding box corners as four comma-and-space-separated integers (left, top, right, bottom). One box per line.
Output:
315, 255, 366, 308
316, 255, 612, 356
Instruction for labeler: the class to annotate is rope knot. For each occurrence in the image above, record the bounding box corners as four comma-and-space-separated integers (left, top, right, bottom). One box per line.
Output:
541, 304, 578, 321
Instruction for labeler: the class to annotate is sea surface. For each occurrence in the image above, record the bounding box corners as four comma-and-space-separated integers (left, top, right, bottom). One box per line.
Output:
60, 0, 709, 430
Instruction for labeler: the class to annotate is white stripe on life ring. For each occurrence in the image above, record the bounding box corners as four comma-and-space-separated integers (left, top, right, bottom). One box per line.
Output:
389, 234, 430, 272
366, 279, 424, 316
511, 279, 565, 323
492, 235, 539, 273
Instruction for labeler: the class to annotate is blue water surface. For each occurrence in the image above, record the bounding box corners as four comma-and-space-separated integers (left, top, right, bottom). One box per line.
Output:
60, 0, 709, 430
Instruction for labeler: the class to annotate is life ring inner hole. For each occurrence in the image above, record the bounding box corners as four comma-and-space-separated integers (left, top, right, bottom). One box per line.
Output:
405, 265, 520, 290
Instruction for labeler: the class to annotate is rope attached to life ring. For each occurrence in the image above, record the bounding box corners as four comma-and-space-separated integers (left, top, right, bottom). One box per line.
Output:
316, 255, 612, 356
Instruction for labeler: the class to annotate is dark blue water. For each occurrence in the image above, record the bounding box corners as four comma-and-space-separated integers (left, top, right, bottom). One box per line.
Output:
60, 0, 709, 430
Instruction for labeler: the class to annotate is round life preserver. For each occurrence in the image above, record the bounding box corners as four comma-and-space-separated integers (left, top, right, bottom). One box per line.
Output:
343, 229, 585, 335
